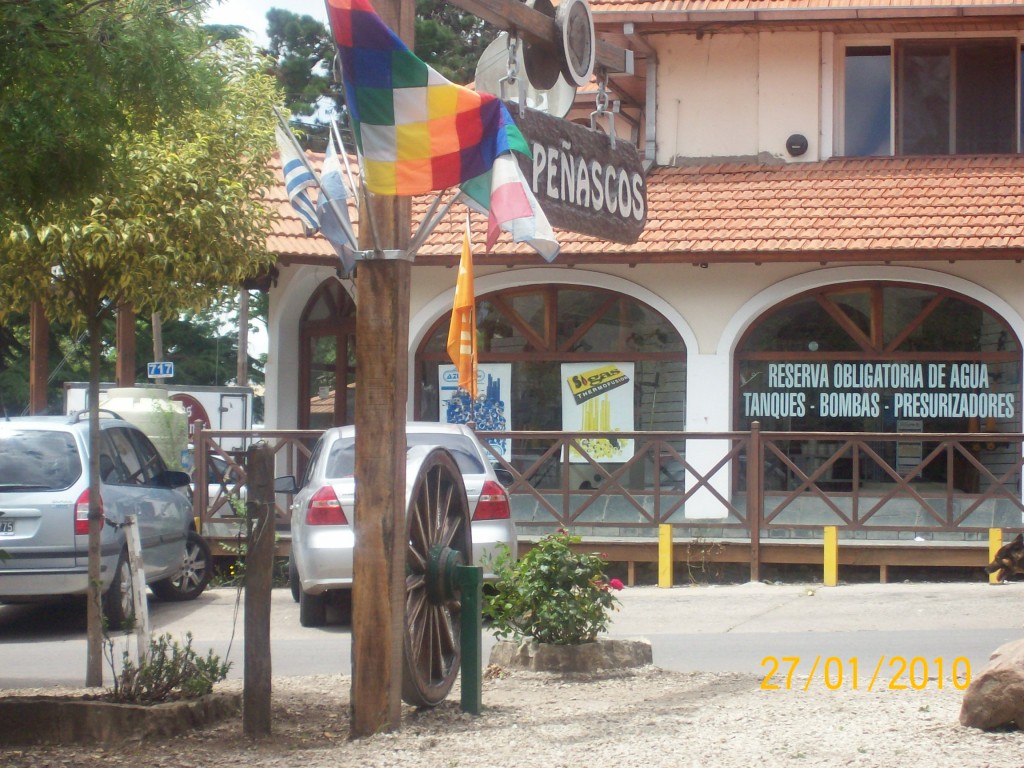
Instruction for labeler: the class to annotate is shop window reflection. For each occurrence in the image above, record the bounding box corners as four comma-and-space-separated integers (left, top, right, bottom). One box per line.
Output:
736, 282, 1021, 496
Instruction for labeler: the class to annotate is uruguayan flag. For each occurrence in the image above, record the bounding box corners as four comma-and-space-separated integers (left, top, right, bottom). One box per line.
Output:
275, 124, 319, 235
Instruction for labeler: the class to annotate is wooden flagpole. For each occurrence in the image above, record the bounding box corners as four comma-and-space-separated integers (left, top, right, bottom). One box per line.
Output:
347, 0, 414, 738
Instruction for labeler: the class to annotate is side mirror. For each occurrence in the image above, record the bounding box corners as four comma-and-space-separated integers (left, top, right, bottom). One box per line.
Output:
494, 467, 515, 487
274, 475, 300, 494
160, 470, 193, 489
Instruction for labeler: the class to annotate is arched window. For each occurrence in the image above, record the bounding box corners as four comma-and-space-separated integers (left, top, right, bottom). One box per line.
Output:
298, 280, 357, 430
735, 282, 1021, 491
415, 284, 686, 433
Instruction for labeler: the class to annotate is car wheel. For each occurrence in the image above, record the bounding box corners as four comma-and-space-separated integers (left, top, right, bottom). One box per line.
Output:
151, 531, 212, 602
102, 549, 134, 631
289, 557, 300, 603
299, 589, 327, 627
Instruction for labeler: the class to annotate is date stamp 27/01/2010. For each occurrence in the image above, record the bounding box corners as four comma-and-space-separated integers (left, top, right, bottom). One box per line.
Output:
760, 655, 971, 692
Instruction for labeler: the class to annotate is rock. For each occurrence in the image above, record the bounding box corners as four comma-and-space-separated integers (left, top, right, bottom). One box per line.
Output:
489, 637, 653, 673
959, 639, 1024, 730
0, 692, 241, 745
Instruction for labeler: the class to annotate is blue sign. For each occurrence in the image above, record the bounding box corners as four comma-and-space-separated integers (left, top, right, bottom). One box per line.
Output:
147, 361, 174, 379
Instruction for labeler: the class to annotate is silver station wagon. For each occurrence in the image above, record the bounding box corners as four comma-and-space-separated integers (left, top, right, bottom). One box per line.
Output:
0, 413, 212, 627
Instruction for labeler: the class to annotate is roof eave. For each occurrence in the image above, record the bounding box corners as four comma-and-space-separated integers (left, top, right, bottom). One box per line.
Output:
593, 5, 1024, 27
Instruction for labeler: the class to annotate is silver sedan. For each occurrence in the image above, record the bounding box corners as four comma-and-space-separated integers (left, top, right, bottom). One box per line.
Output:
281, 422, 517, 627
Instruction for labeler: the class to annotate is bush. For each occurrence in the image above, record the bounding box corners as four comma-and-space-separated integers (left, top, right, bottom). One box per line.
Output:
107, 632, 231, 704
484, 530, 623, 645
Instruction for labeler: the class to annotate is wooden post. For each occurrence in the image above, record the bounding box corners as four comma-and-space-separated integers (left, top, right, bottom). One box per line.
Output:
237, 290, 249, 386
351, 253, 411, 736
116, 303, 136, 387
349, 0, 414, 738
152, 312, 163, 362
747, 422, 762, 583
29, 301, 48, 414
123, 515, 150, 662
243, 443, 275, 737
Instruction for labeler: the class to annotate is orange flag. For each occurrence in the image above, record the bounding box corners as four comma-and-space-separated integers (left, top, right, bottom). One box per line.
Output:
447, 220, 477, 399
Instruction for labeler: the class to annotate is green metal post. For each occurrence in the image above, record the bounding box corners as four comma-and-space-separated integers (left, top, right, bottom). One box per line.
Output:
456, 564, 483, 715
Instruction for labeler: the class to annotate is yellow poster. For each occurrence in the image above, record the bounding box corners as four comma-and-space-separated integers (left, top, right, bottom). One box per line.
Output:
561, 362, 634, 463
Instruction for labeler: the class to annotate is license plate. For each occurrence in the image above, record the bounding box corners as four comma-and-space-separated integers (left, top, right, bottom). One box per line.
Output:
0, 520, 12, 535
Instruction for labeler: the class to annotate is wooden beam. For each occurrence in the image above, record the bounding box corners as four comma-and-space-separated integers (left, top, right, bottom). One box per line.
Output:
444, 0, 633, 73
115, 303, 136, 386
29, 301, 48, 414
519, 538, 992, 571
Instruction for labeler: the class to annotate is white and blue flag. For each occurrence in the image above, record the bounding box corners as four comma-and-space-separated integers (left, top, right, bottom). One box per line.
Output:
275, 123, 319, 235
316, 134, 357, 276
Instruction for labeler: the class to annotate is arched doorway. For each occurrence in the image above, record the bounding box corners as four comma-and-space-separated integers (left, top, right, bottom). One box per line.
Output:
298, 280, 357, 430
734, 281, 1021, 491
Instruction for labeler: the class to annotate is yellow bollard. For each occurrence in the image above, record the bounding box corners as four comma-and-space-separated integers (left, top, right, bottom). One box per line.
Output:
658, 524, 673, 588
989, 528, 1003, 585
823, 526, 838, 587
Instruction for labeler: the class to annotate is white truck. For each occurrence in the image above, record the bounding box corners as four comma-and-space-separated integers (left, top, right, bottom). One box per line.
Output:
63, 382, 254, 454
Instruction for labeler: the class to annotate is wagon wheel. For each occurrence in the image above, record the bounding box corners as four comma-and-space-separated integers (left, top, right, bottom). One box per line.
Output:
402, 448, 472, 707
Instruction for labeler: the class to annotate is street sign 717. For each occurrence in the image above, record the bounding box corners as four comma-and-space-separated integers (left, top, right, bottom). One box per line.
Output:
147, 361, 174, 379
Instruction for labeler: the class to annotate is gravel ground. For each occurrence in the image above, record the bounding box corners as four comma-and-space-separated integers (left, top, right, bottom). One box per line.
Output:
3, 664, 1023, 768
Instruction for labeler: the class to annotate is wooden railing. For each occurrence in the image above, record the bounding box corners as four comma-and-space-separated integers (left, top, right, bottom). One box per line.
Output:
192, 424, 1024, 573
192, 427, 320, 542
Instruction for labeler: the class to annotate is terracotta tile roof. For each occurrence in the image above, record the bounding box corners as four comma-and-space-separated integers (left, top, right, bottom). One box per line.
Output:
269, 154, 1024, 266
589, 0, 1024, 15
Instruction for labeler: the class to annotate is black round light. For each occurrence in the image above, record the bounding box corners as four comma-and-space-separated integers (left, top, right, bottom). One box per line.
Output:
786, 134, 809, 157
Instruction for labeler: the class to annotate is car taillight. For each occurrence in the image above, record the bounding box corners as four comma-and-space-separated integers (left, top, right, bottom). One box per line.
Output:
306, 486, 349, 525
473, 480, 511, 521
74, 490, 103, 535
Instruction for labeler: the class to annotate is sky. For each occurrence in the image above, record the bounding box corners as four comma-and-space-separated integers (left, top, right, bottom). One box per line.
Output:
203, 0, 329, 47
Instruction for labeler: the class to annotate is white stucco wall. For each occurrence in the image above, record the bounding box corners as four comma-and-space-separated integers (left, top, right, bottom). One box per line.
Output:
653, 30, 823, 164
268, 261, 1024, 433
758, 33, 821, 160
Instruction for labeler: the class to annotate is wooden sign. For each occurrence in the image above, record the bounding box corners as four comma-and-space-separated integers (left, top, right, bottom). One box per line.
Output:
508, 102, 647, 244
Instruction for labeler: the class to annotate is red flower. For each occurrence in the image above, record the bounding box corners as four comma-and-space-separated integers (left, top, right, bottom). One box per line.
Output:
609, 578, 624, 591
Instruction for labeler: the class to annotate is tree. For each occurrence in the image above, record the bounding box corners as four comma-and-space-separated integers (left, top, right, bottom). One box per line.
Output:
138, 298, 267, 387
0, 0, 218, 215
414, 0, 494, 83
0, 289, 270, 418
267, 9, 338, 121
0, 3, 280, 686
263, 4, 495, 149
0, 313, 108, 415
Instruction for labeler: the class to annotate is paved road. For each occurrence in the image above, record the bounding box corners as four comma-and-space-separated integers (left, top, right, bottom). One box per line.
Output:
1, 581, 1020, 689
607, 581, 1023, 683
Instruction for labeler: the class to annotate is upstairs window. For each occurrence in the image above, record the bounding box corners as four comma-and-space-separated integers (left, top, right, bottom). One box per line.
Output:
844, 46, 892, 156
843, 39, 1018, 157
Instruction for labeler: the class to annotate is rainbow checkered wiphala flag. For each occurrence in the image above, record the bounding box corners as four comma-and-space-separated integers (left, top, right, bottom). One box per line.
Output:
326, 0, 510, 195
325, 0, 559, 259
